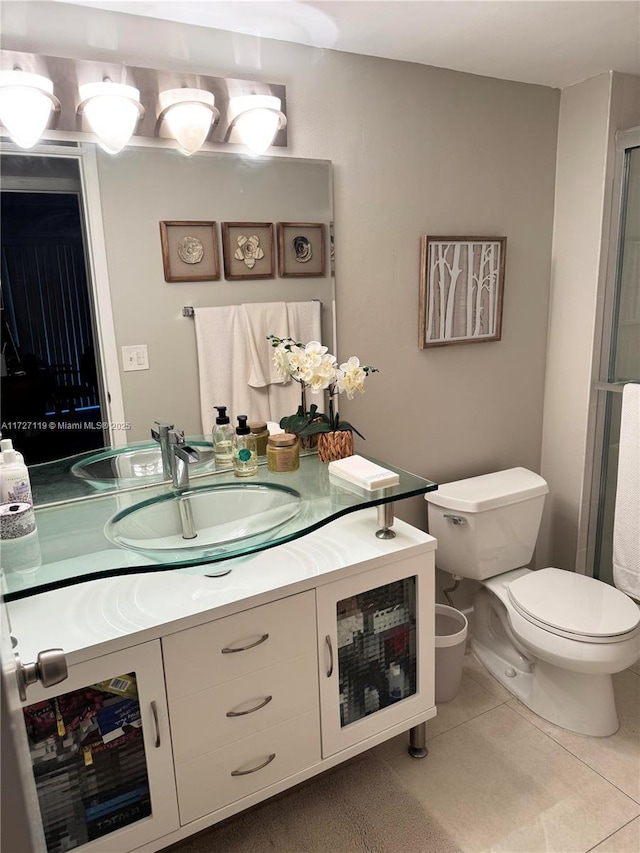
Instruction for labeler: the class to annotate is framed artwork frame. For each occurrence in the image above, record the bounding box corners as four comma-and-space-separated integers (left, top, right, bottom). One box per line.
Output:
159, 221, 220, 282
277, 222, 326, 277
221, 222, 275, 280
419, 236, 507, 348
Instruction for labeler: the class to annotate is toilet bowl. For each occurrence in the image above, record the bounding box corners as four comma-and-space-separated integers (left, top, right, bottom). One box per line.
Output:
425, 468, 640, 737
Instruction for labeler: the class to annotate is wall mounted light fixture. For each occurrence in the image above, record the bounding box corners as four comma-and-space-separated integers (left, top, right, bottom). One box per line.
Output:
158, 88, 220, 156
0, 68, 59, 149
0, 50, 288, 155
228, 94, 287, 156
78, 79, 144, 154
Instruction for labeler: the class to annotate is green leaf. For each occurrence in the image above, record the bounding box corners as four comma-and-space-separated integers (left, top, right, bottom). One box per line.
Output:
300, 420, 332, 437
336, 420, 366, 439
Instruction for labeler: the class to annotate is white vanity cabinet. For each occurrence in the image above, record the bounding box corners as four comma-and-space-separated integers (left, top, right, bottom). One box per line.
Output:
161, 591, 321, 825
9, 511, 437, 853
20, 642, 179, 853
317, 553, 435, 756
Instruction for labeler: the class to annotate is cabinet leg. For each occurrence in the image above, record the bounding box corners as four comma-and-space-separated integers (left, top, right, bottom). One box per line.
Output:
408, 722, 428, 759
375, 501, 396, 539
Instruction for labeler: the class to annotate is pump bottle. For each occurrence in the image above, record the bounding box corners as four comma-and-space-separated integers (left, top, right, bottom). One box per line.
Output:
212, 405, 234, 465
0, 437, 24, 464
1, 444, 33, 505
233, 415, 258, 478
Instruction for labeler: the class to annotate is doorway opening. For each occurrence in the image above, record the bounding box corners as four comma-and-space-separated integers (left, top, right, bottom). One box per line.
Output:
1, 154, 107, 464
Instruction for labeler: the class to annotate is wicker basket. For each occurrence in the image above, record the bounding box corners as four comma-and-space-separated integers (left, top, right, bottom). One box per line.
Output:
317, 430, 354, 463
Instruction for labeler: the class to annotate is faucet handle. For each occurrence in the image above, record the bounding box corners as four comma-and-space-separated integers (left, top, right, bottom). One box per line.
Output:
168, 428, 186, 446
154, 420, 174, 434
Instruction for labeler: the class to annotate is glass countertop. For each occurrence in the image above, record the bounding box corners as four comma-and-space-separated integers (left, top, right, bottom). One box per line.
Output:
4, 450, 437, 602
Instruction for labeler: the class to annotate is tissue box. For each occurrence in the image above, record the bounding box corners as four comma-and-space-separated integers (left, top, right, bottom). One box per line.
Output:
327, 455, 400, 491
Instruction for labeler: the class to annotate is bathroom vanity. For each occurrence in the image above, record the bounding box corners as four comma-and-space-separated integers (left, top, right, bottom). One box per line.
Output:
3, 448, 438, 853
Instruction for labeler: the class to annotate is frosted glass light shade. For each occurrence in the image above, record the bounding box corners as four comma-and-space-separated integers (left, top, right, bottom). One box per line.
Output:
79, 81, 142, 154
158, 88, 217, 156
0, 70, 55, 149
229, 95, 285, 155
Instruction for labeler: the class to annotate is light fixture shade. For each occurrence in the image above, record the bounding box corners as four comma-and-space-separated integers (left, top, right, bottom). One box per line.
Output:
79, 81, 142, 154
158, 88, 217, 156
229, 94, 285, 155
0, 70, 55, 149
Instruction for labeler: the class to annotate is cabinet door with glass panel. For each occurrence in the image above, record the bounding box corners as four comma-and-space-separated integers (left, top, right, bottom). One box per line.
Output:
20, 641, 179, 853
316, 555, 435, 757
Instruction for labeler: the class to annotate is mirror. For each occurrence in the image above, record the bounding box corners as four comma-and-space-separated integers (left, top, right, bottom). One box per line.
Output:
0, 145, 335, 474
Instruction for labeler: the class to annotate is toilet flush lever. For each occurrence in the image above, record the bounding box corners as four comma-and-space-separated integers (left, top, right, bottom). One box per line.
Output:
443, 514, 466, 525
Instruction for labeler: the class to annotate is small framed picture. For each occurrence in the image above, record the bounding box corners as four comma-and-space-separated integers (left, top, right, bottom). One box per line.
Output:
419, 236, 507, 348
277, 222, 326, 278
159, 221, 220, 282
221, 222, 275, 280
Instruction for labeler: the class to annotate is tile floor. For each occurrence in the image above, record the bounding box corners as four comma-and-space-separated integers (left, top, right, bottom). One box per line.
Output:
372, 652, 640, 852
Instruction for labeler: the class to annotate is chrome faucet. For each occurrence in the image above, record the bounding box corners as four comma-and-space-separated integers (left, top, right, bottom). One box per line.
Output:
168, 430, 200, 540
150, 421, 174, 479
168, 429, 200, 490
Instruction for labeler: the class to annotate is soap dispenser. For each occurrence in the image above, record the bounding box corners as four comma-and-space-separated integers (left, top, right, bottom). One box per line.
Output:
1, 441, 32, 505
212, 405, 234, 465
233, 415, 258, 478
0, 437, 24, 464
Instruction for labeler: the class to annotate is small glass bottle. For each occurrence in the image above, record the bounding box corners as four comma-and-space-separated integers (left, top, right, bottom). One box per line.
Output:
267, 433, 300, 473
212, 405, 234, 466
233, 415, 258, 478
387, 662, 405, 701
249, 421, 269, 457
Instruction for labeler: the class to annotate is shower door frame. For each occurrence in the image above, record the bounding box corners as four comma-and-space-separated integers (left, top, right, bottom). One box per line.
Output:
585, 125, 640, 582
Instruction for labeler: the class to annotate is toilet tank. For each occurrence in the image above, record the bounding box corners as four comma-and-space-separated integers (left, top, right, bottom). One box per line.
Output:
425, 468, 548, 580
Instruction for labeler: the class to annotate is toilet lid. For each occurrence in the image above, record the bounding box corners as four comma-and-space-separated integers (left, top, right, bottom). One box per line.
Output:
508, 568, 640, 639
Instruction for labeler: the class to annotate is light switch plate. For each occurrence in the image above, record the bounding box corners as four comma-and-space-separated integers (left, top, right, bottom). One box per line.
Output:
122, 344, 149, 371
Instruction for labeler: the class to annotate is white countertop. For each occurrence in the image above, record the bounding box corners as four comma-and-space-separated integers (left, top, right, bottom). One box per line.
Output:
8, 509, 435, 665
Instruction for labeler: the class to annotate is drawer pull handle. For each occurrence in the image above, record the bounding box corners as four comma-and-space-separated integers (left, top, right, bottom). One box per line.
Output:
150, 701, 161, 748
226, 695, 273, 718
221, 633, 269, 654
231, 752, 276, 777
325, 635, 334, 678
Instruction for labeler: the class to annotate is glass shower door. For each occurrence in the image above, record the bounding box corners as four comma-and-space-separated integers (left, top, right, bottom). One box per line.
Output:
593, 143, 640, 583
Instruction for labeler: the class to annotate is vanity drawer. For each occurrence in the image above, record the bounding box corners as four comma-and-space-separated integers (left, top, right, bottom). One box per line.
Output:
176, 710, 320, 825
163, 591, 316, 699
170, 652, 318, 763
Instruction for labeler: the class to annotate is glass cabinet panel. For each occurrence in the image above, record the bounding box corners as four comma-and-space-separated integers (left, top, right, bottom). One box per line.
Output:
336, 578, 417, 727
23, 672, 151, 853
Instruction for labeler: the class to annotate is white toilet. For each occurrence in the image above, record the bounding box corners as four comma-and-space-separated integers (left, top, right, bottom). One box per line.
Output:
425, 467, 640, 736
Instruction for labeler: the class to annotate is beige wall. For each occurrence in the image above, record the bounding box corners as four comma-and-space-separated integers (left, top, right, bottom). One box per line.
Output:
538, 72, 640, 573
2, 2, 560, 538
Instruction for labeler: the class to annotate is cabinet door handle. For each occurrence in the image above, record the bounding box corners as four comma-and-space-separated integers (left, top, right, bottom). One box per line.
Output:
226, 695, 273, 717
221, 633, 269, 654
150, 701, 161, 748
230, 753, 276, 776
325, 635, 334, 678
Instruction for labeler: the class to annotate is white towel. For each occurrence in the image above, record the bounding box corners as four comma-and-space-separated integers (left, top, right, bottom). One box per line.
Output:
264, 301, 323, 422
241, 302, 289, 387
287, 300, 322, 345
194, 306, 271, 433
613, 383, 640, 600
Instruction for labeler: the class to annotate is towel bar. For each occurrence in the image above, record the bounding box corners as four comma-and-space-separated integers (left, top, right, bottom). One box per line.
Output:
182, 299, 322, 318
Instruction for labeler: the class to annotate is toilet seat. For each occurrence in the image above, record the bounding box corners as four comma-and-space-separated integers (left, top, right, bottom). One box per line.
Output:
507, 567, 640, 644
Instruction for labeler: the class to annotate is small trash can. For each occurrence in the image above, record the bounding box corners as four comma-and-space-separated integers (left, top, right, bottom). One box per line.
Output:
435, 604, 469, 703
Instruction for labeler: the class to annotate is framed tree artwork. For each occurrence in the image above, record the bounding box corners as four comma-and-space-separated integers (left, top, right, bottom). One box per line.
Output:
419, 236, 507, 348
159, 221, 220, 282
221, 222, 275, 280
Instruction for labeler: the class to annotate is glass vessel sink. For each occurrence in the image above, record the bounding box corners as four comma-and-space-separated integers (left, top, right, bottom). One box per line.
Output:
70, 440, 216, 488
104, 483, 302, 557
